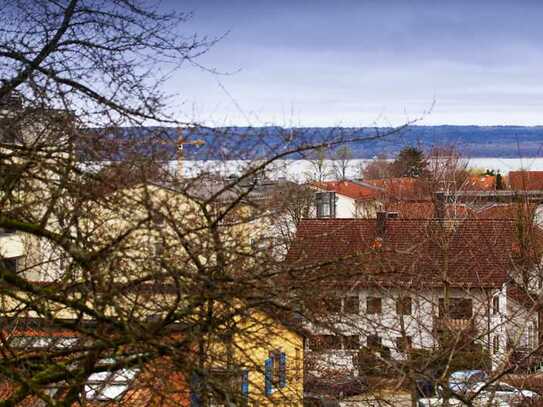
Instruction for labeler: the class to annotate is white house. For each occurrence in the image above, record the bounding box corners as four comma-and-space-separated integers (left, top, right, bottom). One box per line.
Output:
285, 214, 539, 374
311, 180, 385, 219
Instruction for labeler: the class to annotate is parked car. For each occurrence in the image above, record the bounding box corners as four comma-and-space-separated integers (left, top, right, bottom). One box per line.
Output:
418, 381, 539, 406
448, 370, 489, 395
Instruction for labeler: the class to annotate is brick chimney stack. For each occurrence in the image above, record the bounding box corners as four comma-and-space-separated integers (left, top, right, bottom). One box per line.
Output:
376, 211, 387, 238
434, 191, 446, 220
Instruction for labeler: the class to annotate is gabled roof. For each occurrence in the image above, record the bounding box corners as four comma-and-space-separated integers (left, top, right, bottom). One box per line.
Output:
364, 177, 429, 200
311, 180, 382, 201
312, 180, 384, 200
507, 284, 540, 312
284, 218, 514, 288
475, 203, 534, 219
386, 201, 474, 219
0, 360, 189, 407
509, 171, 543, 191
461, 175, 496, 191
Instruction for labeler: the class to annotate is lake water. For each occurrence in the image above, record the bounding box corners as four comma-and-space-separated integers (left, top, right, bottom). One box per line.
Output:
83, 158, 543, 181
181, 158, 543, 181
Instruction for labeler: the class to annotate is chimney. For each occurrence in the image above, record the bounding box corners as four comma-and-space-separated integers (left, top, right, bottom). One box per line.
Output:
376, 211, 387, 238
434, 191, 446, 220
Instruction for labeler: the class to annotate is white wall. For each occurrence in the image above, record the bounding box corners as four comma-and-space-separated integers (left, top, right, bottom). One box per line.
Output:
306, 286, 533, 374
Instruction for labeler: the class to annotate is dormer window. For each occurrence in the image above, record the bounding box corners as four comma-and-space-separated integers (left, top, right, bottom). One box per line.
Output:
315, 192, 336, 218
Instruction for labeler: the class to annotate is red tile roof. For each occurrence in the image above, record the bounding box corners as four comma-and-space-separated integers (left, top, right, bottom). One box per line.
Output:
509, 171, 543, 191
285, 218, 514, 289
475, 203, 534, 219
0, 358, 190, 407
364, 177, 430, 200
386, 201, 474, 219
507, 284, 540, 311
312, 180, 382, 200
461, 175, 496, 191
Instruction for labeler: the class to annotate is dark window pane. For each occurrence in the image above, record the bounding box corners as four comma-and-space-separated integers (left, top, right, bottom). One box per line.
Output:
343, 335, 360, 350
367, 335, 381, 349
367, 297, 382, 314
438, 298, 472, 319
311, 335, 341, 351
326, 297, 342, 313
492, 296, 500, 315
396, 297, 412, 315
344, 296, 359, 314
1, 257, 18, 273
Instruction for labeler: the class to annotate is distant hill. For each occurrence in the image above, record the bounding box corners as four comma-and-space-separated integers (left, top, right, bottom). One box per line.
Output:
81, 125, 543, 160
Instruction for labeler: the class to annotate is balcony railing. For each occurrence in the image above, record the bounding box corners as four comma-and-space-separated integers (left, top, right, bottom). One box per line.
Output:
434, 317, 476, 333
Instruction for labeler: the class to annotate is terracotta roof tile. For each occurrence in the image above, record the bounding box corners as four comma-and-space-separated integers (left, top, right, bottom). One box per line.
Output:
312, 180, 382, 200
507, 284, 541, 311
509, 171, 543, 191
285, 218, 514, 289
364, 177, 430, 200
461, 175, 496, 191
0, 358, 190, 407
386, 201, 474, 219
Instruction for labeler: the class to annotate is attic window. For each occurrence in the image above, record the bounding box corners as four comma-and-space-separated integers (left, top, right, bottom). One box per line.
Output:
84, 361, 139, 401
315, 192, 336, 218
9, 335, 78, 349
1, 256, 20, 273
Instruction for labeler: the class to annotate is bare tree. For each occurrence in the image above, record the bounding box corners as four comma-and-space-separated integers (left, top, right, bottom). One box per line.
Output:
0, 3, 416, 406
332, 145, 354, 181
306, 146, 330, 182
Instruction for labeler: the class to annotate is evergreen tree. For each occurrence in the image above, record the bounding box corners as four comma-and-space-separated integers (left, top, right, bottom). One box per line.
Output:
391, 146, 428, 178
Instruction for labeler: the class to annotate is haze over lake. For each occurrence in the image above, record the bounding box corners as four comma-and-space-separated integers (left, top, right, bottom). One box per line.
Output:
180, 157, 543, 181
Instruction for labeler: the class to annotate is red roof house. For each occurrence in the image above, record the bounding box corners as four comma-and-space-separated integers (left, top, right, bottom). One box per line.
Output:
285, 217, 514, 289
509, 171, 543, 191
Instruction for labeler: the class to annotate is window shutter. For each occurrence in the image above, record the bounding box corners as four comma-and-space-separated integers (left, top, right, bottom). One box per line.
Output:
241, 369, 249, 405
264, 358, 273, 396
190, 371, 202, 407
279, 352, 287, 388
329, 192, 336, 218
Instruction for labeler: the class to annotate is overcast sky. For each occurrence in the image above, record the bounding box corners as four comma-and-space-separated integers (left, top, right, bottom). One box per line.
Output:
164, 1, 543, 127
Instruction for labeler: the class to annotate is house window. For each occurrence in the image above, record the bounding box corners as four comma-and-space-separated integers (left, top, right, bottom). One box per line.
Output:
492, 296, 500, 315
528, 323, 536, 349
396, 297, 412, 315
9, 336, 79, 349
310, 335, 341, 351
295, 348, 302, 379
396, 336, 412, 353
367, 335, 382, 349
85, 363, 139, 401
367, 297, 382, 314
315, 192, 336, 218
344, 296, 360, 314
326, 297, 342, 313
151, 212, 165, 228
269, 350, 282, 386
438, 298, 473, 319
493, 335, 500, 354
343, 335, 360, 350
0, 257, 19, 273
153, 240, 164, 257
